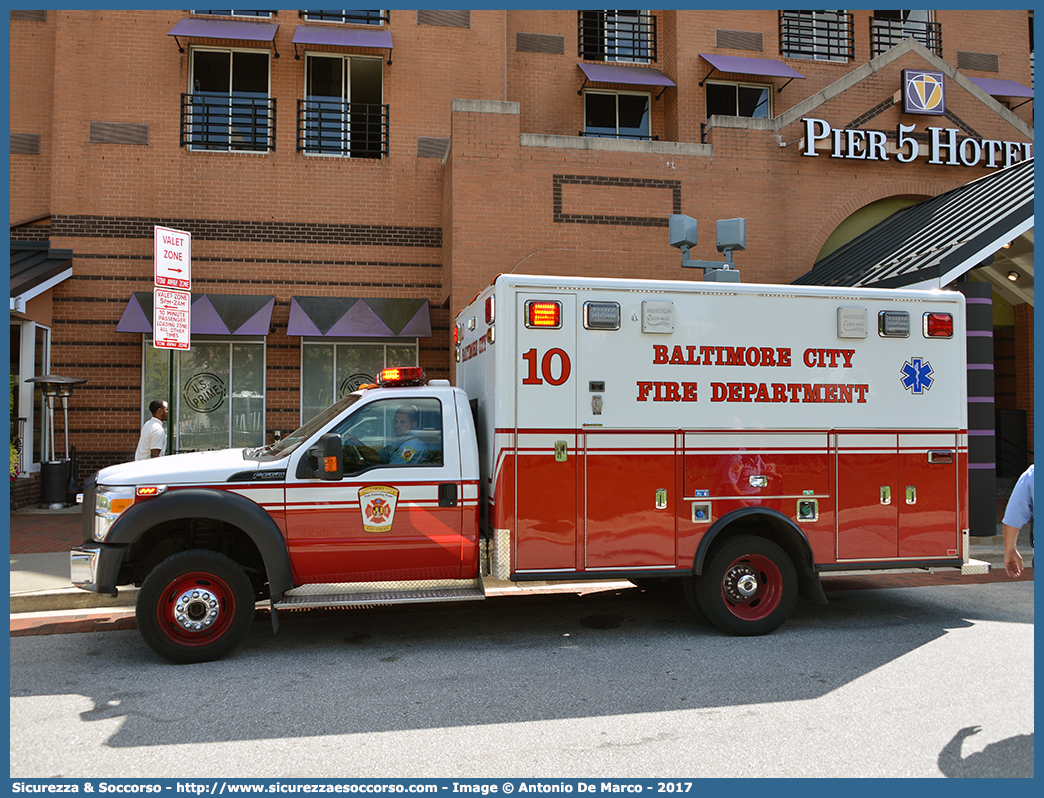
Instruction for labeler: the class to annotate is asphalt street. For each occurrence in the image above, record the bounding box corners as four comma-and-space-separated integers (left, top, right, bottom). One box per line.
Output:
9, 577, 1034, 779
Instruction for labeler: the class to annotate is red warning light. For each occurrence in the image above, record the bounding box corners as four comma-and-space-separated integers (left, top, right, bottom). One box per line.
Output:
525, 301, 561, 329
923, 313, 953, 338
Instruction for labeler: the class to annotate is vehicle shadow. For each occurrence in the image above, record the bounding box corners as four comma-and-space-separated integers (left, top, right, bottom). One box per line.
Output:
9, 579, 1034, 750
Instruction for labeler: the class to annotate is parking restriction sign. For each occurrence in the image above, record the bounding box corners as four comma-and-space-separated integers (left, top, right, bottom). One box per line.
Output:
154, 287, 191, 350
154, 225, 192, 290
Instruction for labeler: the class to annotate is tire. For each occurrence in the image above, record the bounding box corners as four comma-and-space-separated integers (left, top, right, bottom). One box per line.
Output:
137, 549, 256, 664
690, 535, 797, 636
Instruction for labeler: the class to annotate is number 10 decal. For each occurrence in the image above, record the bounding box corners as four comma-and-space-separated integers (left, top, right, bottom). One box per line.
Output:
522, 348, 572, 386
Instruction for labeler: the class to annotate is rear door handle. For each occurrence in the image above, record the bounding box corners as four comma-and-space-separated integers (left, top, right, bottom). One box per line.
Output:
928, 450, 953, 464
439, 483, 458, 507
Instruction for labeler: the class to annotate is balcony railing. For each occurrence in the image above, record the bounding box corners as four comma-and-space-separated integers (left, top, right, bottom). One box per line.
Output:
779, 10, 854, 61
180, 94, 276, 151
298, 10, 388, 25
578, 11, 657, 63
297, 100, 389, 158
580, 131, 658, 141
870, 16, 942, 57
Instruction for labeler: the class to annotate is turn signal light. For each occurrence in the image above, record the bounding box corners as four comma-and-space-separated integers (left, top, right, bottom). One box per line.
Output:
923, 313, 953, 338
525, 300, 562, 329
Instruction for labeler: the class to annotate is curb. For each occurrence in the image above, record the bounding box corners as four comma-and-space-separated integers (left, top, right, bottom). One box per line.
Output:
9, 587, 139, 614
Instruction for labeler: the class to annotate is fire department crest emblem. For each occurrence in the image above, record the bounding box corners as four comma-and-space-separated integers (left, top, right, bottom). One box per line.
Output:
359, 486, 400, 533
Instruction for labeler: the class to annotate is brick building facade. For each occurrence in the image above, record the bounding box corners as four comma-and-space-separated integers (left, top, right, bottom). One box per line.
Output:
9, 9, 1034, 507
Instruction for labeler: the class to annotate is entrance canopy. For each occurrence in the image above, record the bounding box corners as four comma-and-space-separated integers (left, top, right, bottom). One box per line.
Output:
287, 296, 432, 337
117, 292, 276, 335
10, 242, 73, 313
793, 158, 1034, 305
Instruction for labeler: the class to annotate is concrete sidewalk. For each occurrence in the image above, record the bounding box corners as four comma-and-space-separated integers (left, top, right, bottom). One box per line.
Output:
9, 505, 1033, 616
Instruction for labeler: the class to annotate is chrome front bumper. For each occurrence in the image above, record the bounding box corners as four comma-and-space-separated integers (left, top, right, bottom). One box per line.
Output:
70, 546, 121, 597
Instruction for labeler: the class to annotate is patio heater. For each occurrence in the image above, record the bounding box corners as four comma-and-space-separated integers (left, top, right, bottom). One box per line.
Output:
25, 375, 86, 508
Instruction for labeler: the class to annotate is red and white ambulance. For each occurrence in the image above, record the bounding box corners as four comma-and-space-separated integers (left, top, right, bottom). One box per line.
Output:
72, 273, 985, 663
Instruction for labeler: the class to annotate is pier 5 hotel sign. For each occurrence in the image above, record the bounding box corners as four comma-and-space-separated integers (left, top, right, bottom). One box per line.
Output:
802, 69, 1032, 168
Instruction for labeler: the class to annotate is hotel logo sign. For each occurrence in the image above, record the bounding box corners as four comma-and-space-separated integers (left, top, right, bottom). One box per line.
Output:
903, 69, 945, 115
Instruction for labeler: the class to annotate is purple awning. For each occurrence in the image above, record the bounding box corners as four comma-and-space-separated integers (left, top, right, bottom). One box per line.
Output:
292, 25, 393, 50
117, 293, 275, 336
967, 77, 1034, 98
577, 62, 676, 89
168, 17, 279, 43
288, 297, 431, 338
699, 53, 806, 81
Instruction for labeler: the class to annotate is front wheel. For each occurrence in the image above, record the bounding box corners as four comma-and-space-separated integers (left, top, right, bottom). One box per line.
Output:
137, 549, 256, 664
689, 535, 797, 636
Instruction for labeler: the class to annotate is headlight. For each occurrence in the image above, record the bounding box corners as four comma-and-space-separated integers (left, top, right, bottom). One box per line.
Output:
94, 485, 136, 542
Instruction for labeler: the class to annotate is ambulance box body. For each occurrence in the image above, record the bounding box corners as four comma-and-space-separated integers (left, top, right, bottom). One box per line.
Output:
456, 274, 968, 579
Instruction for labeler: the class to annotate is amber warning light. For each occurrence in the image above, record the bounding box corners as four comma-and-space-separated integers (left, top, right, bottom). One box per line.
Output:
525, 300, 562, 329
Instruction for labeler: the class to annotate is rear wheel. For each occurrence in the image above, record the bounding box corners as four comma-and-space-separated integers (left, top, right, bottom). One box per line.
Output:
689, 535, 797, 636
137, 549, 256, 664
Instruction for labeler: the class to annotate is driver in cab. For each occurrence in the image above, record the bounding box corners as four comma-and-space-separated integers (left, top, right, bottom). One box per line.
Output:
346, 405, 430, 466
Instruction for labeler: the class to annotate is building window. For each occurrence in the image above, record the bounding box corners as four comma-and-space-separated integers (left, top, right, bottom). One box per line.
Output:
300, 340, 418, 424
182, 48, 274, 152
583, 90, 651, 140
191, 10, 274, 18
143, 338, 266, 452
298, 54, 387, 157
870, 11, 941, 56
300, 10, 388, 25
779, 10, 853, 62
706, 81, 771, 118
578, 10, 656, 63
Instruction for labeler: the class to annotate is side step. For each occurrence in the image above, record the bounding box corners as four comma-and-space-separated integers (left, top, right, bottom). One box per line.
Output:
273, 577, 486, 610
961, 558, 990, 576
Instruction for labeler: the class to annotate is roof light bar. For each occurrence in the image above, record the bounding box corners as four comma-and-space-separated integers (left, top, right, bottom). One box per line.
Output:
377, 367, 426, 386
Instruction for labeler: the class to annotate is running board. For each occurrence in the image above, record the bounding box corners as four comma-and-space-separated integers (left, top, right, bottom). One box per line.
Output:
273, 577, 486, 610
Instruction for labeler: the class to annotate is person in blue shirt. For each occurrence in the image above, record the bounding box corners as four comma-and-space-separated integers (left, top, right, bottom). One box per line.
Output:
348, 404, 430, 466
378, 405, 430, 465
1001, 464, 1033, 578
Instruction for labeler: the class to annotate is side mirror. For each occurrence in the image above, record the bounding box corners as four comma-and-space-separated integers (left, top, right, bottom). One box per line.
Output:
308, 433, 343, 481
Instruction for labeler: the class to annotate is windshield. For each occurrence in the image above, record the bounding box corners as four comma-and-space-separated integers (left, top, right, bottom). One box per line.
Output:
247, 394, 362, 461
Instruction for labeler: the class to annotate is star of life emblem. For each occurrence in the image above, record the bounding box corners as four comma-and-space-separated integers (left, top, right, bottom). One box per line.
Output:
359, 486, 400, 533
900, 357, 934, 395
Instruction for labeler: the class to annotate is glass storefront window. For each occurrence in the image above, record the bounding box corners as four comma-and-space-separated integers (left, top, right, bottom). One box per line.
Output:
142, 337, 265, 452
300, 340, 418, 424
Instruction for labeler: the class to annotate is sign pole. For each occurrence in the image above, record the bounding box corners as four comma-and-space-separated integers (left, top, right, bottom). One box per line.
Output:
153, 225, 192, 455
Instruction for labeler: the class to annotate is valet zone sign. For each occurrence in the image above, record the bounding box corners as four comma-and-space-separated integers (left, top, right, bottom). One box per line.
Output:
153, 226, 192, 350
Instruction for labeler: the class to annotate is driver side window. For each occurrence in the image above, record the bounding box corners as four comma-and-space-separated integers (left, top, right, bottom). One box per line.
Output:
333, 397, 443, 474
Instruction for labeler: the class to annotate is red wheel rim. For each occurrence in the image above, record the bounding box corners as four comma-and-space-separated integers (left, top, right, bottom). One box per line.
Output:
156, 572, 237, 647
719, 553, 782, 621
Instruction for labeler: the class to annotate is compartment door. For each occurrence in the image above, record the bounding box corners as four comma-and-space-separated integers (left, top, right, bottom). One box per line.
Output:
584, 431, 677, 569
514, 293, 577, 572
898, 433, 960, 558
836, 433, 898, 560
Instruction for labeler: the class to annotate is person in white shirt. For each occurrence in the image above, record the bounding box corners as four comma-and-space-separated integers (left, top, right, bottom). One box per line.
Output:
135, 400, 168, 460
